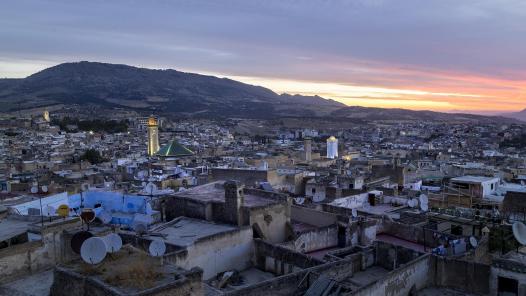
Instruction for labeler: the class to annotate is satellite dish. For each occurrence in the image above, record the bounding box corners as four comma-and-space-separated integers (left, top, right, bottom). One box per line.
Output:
149, 240, 166, 257
43, 205, 55, 216
145, 182, 157, 194
71, 231, 93, 254
102, 233, 122, 253
351, 208, 358, 218
80, 208, 96, 224
81, 237, 107, 264
420, 203, 429, 212
31, 186, 38, 194
141, 182, 147, 187
419, 194, 428, 205
469, 236, 478, 248
293, 197, 305, 205
408, 199, 416, 208
41, 185, 48, 193
97, 211, 112, 224
57, 204, 69, 217
512, 222, 526, 245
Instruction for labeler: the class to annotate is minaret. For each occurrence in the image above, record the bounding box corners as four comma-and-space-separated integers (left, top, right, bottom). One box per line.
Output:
304, 137, 312, 162
327, 136, 338, 159
147, 116, 160, 156
43, 110, 50, 122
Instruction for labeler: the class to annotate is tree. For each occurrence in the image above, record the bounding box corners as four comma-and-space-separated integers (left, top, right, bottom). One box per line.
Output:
81, 149, 106, 164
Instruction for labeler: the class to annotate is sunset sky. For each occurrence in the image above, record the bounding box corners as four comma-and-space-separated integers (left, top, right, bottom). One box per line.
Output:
0, 0, 525, 113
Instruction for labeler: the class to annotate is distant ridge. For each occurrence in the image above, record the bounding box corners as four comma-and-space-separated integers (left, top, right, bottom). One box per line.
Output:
502, 108, 526, 122
0, 61, 519, 123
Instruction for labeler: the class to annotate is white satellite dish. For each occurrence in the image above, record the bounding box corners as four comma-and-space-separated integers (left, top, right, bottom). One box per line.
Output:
98, 211, 112, 224
43, 205, 55, 216
512, 222, 526, 245
351, 208, 358, 218
420, 202, 429, 212
31, 186, 38, 194
141, 182, 147, 187
102, 233, 122, 253
145, 182, 157, 194
149, 240, 166, 257
408, 199, 416, 208
41, 185, 48, 193
293, 197, 305, 205
80, 237, 107, 264
469, 236, 478, 248
419, 194, 428, 205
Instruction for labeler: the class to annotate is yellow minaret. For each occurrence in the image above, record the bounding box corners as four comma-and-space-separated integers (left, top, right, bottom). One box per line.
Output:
43, 110, 50, 122
147, 116, 160, 156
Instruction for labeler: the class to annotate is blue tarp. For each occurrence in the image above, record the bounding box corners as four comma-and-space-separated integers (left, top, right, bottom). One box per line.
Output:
67, 191, 151, 227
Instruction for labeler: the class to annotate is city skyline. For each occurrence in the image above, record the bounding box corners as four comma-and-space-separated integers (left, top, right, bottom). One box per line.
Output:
1, 0, 525, 113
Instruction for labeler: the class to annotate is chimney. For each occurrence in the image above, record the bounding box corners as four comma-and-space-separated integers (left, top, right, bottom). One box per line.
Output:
224, 180, 245, 226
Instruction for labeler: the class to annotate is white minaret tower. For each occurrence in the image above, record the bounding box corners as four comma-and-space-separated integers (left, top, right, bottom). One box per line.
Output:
326, 136, 338, 159
147, 116, 160, 156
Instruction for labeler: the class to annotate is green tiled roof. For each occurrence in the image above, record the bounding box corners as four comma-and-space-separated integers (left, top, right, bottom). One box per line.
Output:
157, 140, 194, 157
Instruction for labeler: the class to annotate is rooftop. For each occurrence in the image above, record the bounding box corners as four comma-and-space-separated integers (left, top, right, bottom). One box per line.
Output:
149, 217, 237, 247
450, 175, 499, 184
173, 181, 281, 208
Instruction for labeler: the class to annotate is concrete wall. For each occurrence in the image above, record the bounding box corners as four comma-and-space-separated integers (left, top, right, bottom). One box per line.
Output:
290, 225, 338, 253
226, 257, 356, 296
0, 218, 80, 283
291, 205, 337, 227
165, 227, 254, 280
432, 257, 490, 295
490, 265, 526, 296
249, 203, 289, 243
352, 255, 432, 296
50, 266, 203, 296
210, 168, 273, 187
254, 239, 324, 275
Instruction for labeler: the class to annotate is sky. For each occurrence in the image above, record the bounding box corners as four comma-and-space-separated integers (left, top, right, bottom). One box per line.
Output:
0, 0, 525, 113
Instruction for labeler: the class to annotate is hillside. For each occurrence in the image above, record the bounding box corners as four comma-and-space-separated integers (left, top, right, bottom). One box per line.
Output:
330, 106, 518, 123
0, 61, 519, 123
0, 61, 344, 118
502, 109, 526, 122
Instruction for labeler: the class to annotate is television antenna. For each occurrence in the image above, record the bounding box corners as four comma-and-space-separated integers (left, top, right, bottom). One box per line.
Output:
80, 237, 107, 265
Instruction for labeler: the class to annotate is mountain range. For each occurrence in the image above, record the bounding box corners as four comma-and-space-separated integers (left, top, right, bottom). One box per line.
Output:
502, 109, 526, 122
0, 61, 522, 123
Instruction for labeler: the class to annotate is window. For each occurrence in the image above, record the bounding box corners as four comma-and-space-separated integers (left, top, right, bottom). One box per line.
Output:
498, 276, 518, 295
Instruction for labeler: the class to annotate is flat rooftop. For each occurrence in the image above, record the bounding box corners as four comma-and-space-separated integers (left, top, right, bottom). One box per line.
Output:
149, 217, 237, 247
0, 218, 32, 242
451, 176, 499, 184
173, 181, 280, 208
